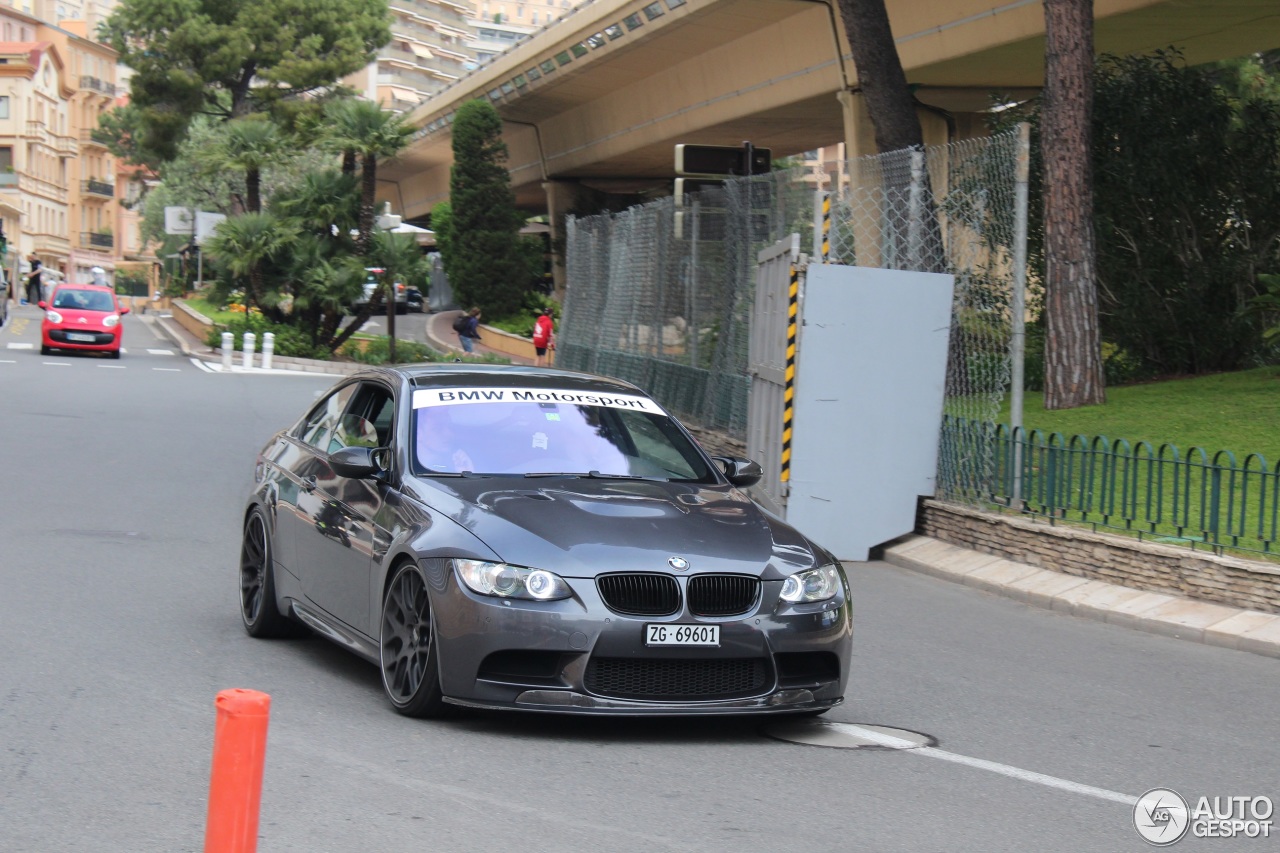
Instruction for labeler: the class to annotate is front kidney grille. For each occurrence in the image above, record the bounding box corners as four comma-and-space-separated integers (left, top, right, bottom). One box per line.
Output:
596, 573, 680, 616
687, 574, 760, 616
584, 657, 770, 700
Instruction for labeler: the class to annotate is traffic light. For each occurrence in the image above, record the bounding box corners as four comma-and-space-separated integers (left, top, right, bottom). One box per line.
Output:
673, 141, 772, 238
674, 143, 771, 177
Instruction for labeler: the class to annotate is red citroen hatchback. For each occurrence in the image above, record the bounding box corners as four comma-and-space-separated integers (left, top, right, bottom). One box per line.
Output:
39, 283, 129, 358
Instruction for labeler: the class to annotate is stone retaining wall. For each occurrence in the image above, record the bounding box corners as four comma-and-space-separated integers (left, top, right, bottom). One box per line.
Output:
916, 499, 1280, 614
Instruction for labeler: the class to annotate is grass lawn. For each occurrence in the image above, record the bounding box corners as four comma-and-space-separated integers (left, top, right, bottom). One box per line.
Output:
998, 366, 1280, 464
182, 295, 241, 326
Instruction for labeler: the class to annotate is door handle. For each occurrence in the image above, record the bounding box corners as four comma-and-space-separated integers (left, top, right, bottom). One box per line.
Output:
302, 475, 318, 492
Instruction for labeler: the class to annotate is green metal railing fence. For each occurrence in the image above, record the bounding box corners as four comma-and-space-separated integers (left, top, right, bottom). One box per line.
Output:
938, 416, 1280, 557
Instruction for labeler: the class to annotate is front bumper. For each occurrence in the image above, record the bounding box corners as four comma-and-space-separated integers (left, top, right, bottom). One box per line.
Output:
45, 328, 121, 351
431, 567, 852, 716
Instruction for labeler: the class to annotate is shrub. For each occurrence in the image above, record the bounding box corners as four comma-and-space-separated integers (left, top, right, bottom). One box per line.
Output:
206, 316, 330, 360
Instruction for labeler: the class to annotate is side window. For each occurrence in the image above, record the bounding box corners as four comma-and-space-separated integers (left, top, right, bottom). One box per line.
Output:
328, 383, 395, 454
297, 384, 358, 450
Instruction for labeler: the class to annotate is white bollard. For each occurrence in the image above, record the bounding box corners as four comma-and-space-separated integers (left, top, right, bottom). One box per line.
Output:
261, 332, 275, 371
222, 332, 233, 371
242, 332, 256, 370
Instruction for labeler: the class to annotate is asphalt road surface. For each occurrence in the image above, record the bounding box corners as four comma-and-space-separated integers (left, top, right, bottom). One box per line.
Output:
1, 306, 1277, 852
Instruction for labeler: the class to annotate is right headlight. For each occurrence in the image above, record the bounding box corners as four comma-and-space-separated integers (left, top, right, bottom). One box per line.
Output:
779, 564, 842, 603
46, 310, 63, 323
453, 559, 572, 601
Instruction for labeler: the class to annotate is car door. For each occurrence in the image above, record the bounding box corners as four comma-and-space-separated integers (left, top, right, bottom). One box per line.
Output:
294, 381, 396, 633
274, 382, 358, 588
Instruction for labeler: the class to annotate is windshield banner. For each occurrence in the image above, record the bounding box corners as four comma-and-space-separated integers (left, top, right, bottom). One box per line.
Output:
412, 387, 665, 413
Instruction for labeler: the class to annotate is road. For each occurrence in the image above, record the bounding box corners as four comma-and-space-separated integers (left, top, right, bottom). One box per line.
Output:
1, 304, 1277, 852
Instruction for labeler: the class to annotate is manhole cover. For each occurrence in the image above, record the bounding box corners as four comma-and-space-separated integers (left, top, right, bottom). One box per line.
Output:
762, 720, 936, 750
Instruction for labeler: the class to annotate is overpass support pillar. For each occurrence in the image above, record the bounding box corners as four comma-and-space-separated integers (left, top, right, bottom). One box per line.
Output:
837, 89, 880, 160
542, 179, 610, 302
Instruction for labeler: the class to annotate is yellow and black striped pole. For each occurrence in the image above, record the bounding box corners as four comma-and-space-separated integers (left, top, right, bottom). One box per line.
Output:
821, 193, 831, 263
781, 262, 799, 484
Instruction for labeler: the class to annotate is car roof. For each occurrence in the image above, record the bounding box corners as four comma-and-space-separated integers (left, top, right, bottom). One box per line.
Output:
362, 364, 649, 396
53, 283, 113, 293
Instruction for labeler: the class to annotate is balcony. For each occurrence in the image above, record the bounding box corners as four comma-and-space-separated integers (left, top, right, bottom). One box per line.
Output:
81, 128, 112, 149
0, 172, 17, 187
56, 135, 77, 156
81, 179, 114, 199
79, 76, 117, 96
81, 231, 114, 250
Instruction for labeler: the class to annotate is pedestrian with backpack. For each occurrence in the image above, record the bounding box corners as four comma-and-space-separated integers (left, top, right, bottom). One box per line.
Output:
454, 307, 482, 353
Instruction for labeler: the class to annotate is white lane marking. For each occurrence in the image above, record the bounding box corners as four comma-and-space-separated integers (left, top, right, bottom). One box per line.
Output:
190, 358, 214, 373
152, 367, 181, 372
147, 348, 174, 355
43, 362, 71, 366
7, 342, 34, 350
99, 364, 127, 369
0, 359, 15, 363
829, 724, 1138, 805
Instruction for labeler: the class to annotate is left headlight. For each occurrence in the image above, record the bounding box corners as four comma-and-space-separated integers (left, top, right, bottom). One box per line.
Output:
779, 564, 842, 603
46, 310, 63, 323
103, 314, 120, 328
453, 559, 572, 601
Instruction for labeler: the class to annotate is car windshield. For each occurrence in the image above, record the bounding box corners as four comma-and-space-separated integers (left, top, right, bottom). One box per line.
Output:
411, 387, 714, 482
52, 289, 114, 312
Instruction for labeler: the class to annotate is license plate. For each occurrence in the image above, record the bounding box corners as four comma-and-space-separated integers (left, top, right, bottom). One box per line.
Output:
645, 624, 719, 646
67, 333, 95, 342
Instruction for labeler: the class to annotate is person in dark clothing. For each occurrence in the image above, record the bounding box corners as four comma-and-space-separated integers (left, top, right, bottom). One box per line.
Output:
457, 307, 482, 354
25, 256, 41, 305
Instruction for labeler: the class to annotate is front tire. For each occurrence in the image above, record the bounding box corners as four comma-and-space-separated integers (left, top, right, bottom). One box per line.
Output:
239, 508, 300, 638
380, 563, 451, 717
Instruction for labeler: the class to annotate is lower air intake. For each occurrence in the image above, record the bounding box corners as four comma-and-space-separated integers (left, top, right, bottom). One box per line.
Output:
584, 657, 769, 700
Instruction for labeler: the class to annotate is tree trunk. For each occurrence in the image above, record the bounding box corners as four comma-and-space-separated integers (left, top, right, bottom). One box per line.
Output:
358, 153, 377, 255
342, 149, 357, 175
834, 0, 922, 154
246, 168, 261, 214
1042, 0, 1105, 409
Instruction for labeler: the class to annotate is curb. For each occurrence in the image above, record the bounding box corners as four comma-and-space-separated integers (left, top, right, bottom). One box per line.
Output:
881, 535, 1280, 660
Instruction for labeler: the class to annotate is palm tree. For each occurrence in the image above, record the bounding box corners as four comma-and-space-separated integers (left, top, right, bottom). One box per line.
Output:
204, 212, 299, 311
208, 117, 283, 214
323, 99, 414, 253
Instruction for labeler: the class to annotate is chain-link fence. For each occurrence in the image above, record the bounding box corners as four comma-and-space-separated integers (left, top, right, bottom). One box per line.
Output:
561, 128, 1025, 495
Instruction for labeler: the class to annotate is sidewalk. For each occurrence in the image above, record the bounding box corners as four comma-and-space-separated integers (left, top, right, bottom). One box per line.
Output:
425, 309, 536, 365
144, 307, 534, 373
881, 535, 1280, 660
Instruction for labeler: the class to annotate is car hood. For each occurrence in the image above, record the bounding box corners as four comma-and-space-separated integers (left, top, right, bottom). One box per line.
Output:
404, 476, 824, 580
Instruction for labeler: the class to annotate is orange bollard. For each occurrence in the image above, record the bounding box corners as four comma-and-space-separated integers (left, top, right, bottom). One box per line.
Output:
203, 689, 272, 853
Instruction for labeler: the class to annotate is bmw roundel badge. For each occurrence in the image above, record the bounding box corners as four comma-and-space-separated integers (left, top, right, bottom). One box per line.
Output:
668, 556, 690, 571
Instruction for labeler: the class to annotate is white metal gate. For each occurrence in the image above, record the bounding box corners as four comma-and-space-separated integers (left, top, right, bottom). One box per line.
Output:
746, 234, 801, 514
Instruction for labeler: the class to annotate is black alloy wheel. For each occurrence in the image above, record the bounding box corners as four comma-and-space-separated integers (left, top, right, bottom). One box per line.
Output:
380, 563, 450, 717
239, 508, 300, 638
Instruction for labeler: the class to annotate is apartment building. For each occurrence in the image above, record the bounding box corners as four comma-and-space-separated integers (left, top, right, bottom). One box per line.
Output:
0, 2, 123, 292
349, 1, 476, 113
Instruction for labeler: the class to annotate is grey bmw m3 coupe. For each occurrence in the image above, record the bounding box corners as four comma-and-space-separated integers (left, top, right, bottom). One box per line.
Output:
240, 365, 851, 717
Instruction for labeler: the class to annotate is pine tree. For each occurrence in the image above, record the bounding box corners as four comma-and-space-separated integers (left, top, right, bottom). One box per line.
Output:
446, 100, 528, 318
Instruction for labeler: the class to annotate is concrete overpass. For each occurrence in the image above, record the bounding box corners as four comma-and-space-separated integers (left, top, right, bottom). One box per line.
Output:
377, 0, 1280, 223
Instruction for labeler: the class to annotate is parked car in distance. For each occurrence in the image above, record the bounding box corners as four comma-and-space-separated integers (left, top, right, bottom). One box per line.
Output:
404, 286, 425, 313
353, 267, 408, 315
240, 364, 852, 719
39, 283, 128, 358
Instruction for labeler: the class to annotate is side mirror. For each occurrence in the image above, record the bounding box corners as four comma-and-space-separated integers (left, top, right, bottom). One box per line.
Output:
120, 306, 130, 315
713, 456, 763, 487
330, 446, 390, 480
37, 300, 47, 310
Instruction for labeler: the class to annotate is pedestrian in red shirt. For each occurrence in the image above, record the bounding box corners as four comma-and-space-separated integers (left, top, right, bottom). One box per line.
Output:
532, 310, 555, 367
